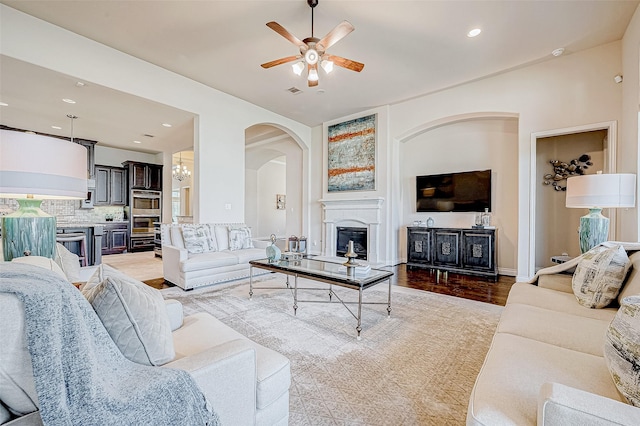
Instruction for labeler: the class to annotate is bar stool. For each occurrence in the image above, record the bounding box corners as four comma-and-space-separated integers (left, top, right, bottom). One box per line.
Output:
56, 233, 88, 267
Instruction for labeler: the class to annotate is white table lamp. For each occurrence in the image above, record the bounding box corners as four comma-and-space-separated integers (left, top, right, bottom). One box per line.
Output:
0, 130, 88, 261
565, 172, 636, 253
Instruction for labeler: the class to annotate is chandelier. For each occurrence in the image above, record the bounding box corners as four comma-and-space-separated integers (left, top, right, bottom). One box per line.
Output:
172, 152, 191, 182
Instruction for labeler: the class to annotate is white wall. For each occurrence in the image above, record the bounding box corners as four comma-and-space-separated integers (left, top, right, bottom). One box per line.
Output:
256, 159, 287, 238
1, 5, 312, 226
307, 40, 630, 276
245, 168, 258, 232
621, 5, 640, 241
400, 118, 519, 275
308, 125, 325, 255
387, 42, 625, 279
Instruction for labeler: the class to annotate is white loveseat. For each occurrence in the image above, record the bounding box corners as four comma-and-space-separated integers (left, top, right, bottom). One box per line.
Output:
467, 247, 640, 425
0, 263, 291, 426
161, 223, 270, 291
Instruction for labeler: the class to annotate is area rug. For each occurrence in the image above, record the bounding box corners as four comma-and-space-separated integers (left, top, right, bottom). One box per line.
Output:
162, 275, 503, 425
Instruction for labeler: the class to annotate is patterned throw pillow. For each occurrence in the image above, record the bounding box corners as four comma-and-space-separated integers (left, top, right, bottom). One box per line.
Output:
181, 224, 213, 254
572, 245, 630, 308
228, 225, 254, 251
604, 295, 640, 406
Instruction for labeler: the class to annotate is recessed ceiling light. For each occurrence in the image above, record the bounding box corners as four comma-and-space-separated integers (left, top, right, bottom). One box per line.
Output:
552, 47, 565, 57
467, 28, 482, 38
51, 125, 62, 130
75, 81, 85, 87
0, 102, 8, 107
162, 123, 172, 128
133, 140, 142, 144
62, 98, 76, 104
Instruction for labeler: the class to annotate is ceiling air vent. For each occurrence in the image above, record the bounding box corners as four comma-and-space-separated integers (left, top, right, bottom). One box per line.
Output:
143, 134, 155, 138
287, 87, 302, 95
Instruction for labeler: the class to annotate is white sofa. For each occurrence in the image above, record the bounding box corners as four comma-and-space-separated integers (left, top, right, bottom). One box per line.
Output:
0, 263, 291, 426
162, 223, 271, 291
467, 249, 640, 425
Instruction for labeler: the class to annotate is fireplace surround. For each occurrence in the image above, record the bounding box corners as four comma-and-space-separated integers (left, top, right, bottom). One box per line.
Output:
320, 197, 384, 265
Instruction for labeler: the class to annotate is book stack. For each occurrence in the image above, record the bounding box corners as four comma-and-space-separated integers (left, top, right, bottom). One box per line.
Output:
338, 263, 371, 275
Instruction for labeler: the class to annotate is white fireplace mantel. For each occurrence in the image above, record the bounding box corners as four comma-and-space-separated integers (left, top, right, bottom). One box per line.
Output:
319, 197, 385, 264
319, 198, 385, 210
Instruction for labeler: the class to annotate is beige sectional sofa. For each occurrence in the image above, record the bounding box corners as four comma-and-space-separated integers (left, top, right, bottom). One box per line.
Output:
161, 223, 270, 290
468, 247, 640, 425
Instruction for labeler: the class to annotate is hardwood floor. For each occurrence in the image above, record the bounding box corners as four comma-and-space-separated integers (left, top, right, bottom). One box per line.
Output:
104, 251, 516, 306
390, 264, 515, 306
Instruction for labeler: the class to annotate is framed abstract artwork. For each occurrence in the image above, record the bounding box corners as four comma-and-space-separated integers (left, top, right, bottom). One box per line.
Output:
327, 114, 376, 192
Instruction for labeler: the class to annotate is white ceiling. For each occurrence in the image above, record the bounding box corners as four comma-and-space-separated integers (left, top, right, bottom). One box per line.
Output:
0, 0, 637, 153
0, 56, 196, 154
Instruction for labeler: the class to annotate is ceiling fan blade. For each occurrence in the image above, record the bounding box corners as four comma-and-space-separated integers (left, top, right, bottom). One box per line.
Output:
324, 54, 364, 72
316, 20, 354, 51
261, 55, 300, 69
266, 21, 306, 49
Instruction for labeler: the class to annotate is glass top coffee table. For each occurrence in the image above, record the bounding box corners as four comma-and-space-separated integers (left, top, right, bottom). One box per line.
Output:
249, 258, 394, 339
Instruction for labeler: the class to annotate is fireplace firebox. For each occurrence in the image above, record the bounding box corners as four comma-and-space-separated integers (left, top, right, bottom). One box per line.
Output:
336, 227, 368, 260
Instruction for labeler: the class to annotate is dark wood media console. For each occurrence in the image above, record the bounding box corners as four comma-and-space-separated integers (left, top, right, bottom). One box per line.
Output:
407, 227, 497, 279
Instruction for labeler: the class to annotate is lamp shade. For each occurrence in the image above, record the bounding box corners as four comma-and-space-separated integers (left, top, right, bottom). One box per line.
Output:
1, 129, 88, 261
565, 173, 636, 208
0, 129, 88, 199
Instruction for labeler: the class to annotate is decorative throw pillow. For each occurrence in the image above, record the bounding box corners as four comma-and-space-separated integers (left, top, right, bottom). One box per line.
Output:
604, 295, 640, 406
181, 224, 212, 254
229, 225, 254, 251
205, 224, 219, 252
54, 243, 81, 283
572, 245, 630, 308
83, 268, 175, 366
11, 256, 67, 281
80, 263, 119, 292
214, 225, 230, 251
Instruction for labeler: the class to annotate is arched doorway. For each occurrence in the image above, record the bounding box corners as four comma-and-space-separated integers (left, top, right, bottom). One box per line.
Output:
245, 124, 303, 239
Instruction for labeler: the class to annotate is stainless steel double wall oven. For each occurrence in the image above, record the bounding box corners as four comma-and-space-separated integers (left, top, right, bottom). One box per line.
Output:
129, 189, 161, 251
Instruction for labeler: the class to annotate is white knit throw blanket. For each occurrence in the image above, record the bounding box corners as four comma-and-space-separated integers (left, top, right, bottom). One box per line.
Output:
0, 263, 220, 426
527, 241, 640, 284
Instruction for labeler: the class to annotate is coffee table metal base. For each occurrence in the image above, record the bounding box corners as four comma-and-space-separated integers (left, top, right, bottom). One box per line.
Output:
249, 266, 392, 340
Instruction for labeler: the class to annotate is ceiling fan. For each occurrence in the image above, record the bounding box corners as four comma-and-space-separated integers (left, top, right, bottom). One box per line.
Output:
261, 0, 364, 87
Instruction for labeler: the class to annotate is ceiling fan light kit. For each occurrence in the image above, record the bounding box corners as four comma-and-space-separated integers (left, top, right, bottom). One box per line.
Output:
292, 61, 305, 75
304, 48, 319, 65
261, 0, 364, 87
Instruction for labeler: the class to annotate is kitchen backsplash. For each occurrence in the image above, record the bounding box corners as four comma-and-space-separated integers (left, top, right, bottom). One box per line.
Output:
0, 198, 125, 223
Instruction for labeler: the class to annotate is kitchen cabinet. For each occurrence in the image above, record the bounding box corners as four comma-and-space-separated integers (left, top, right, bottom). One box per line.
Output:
102, 222, 129, 255
94, 165, 127, 206
407, 227, 497, 279
123, 161, 163, 191
75, 139, 96, 179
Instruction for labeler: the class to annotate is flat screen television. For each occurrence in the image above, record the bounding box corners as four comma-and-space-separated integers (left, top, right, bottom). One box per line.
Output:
416, 169, 491, 212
